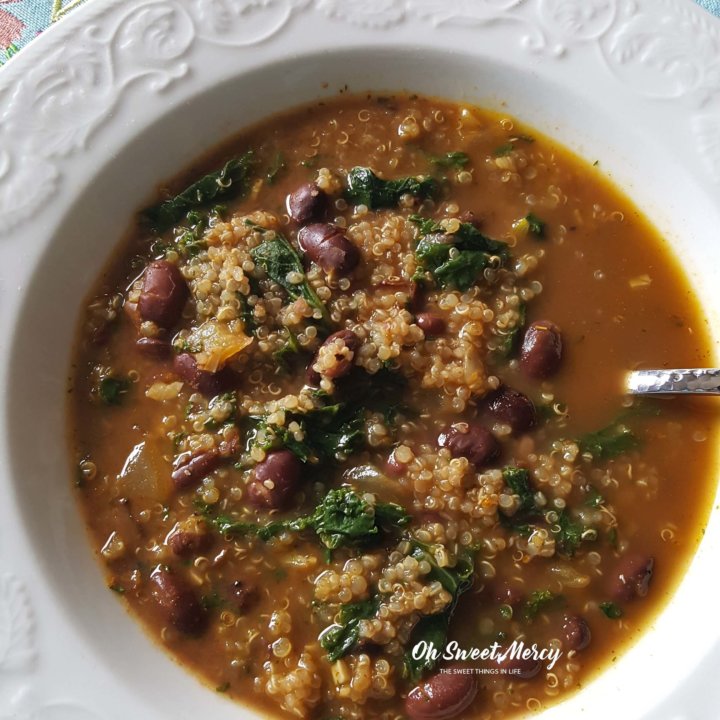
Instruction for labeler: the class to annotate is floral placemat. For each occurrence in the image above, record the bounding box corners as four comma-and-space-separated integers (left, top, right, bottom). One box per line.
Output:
1, 0, 86, 64
0, 0, 719, 66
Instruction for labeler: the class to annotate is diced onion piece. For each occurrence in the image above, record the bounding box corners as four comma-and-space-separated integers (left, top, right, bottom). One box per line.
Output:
512, 217, 530, 239
629, 274, 652, 289
191, 320, 253, 372
459, 106, 482, 129
145, 381, 184, 401
101, 531, 126, 561
549, 563, 591, 589
117, 439, 173, 502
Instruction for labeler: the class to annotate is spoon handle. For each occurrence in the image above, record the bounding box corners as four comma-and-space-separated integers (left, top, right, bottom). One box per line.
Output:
626, 368, 720, 396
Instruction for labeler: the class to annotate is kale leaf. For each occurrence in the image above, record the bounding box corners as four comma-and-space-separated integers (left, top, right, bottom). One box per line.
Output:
345, 167, 439, 209
599, 601, 623, 619
308, 488, 410, 550
250, 401, 365, 464
144, 152, 254, 233
522, 590, 560, 621
496, 302, 526, 359
585, 485, 605, 508
412, 216, 510, 291
403, 542, 474, 682
552, 510, 585, 556
98, 376, 131, 406
525, 213, 546, 238
578, 421, 640, 460
404, 613, 451, 681
320, 596, 379, 661
272, 328, 303, 371
250, 233, 330, 324
206, 488, 410, 551
429, 151, 469, 169
504, 467, 535, 513
302, 404, 366, 461
236, 292, 256, 334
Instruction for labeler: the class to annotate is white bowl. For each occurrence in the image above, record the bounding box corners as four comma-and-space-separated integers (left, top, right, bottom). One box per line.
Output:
1, 1, 719, 718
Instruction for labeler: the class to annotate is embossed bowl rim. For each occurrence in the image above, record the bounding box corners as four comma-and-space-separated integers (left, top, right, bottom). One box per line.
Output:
0, 1, 719, 718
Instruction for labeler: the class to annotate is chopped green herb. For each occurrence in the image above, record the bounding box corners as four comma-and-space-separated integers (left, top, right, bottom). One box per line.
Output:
496, 302, 526, 358
599, 601, 623, 619
522, 590, 559, 621
200, 592, 224, 611
266, 152, 285, 185
412, 215, 510, 291
215, 682, 230, 693
251, 233, 330, 324
345, 167, 438, 209
503, 467, 536, 516
493, 143, 514, 157
429, 151, 470, 169
236, 292, 256, 334
320, 596, 379, 661
149, 238, 171, 257
495, 135, 534, 157
108, 583, 125, 594
173, 208, 226, 258
98, 376, 131, 406
535, 402, 559, 423
608, 527, 619, 549
578, 421, 640, 460
525, 213, 546, 238
585, 486, 605, 508
144, 152, 254, 233
273, 328, 303, 371
552, 510, 585, 557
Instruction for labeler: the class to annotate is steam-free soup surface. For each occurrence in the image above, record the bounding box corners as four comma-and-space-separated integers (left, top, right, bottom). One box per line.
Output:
70, 94, 718, 720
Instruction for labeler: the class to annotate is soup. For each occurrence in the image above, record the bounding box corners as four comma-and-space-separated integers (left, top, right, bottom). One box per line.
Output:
69, 94, 718, 719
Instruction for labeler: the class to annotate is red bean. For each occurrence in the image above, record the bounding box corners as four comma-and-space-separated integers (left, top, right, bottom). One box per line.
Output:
247, 450, 302, 509
297, 223, 360, 275
307, 329, 360, 384
137, 260, 188, 329
136, 336, 171, 359
287, 182, 328, 224
437, 423, 499, 469
610, 554, 654, 602
171, 449, 220, 491
167, 527, 213, 558
484, 387, 536, 435
386, 450, 408, 477
149, 567, 207, 636
172, 353, 235, 397
520, 320, 563, 379
405, 671, 478, 720
562, 614, 591, 651
228, 580, 258, 614
416, 313, 446, 336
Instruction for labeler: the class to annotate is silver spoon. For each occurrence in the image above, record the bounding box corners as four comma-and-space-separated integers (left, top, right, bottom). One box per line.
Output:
626, 368, 720, 396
